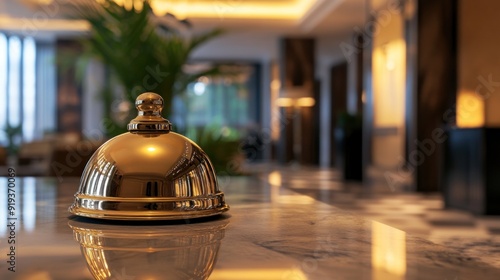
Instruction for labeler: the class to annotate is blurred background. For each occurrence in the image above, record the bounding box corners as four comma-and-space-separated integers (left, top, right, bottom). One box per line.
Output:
1, 0, 500, 219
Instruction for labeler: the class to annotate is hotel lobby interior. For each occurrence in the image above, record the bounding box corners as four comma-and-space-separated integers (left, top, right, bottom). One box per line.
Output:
1, 0, 500, 279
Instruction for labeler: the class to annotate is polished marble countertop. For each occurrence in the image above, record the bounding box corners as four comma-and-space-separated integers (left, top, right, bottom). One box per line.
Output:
0, 176, 499, 280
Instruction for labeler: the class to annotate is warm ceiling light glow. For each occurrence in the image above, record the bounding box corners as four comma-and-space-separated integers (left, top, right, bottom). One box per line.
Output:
296, 97, 315, 107
148, 0, 317, 20
0, 16, 89, 32
275, 97, 294, 107
457, 90, 485, 128
102, 0, 143, 10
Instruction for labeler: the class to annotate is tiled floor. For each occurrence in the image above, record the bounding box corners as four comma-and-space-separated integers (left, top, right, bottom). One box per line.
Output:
244, 163, 500, 268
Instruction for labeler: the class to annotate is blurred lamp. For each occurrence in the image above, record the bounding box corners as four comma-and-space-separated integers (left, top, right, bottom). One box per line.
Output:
296, 97, 315, 107
277, 86, 315, 107
276, 98, 294, 107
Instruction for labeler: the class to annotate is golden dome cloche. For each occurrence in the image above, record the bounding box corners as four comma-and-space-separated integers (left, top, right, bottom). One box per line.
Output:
69, 92, 229, 220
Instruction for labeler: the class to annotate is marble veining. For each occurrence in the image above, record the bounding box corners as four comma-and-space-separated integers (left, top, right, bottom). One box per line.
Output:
0, 177, 499, 279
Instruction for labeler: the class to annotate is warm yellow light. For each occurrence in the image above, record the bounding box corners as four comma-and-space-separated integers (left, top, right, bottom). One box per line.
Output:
457, 90, 485, 128
275, 97, 315, 107
371, 221, 406, 279
270, 183, 315, 205
12, 0, 318, 34
0, 16, 89, 32
386, 59, 395, 71
296, 97, 315, 107
372, 39, 406, 127
276, 97, 294, 107
210, 268, 308, 280
149, 0, 317, 20
97, 0, 144, 10
271, 64, 281, 141
270, 79, 281, 91
268, 171, 282, 186
146, 146, 156, 153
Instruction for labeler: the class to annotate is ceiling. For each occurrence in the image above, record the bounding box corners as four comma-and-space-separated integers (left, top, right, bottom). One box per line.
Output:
147, 0, 318, 20
0, 0, 367, 39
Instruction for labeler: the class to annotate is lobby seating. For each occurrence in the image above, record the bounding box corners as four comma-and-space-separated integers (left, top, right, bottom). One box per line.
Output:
0, 146, 6, 166
11, 134, 101, 177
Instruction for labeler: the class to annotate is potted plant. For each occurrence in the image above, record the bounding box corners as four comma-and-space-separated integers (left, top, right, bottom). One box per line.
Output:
2, 123, 22, 166
72, 0, 222, 136
185, 123, 242, 175
336, 112, 363, 181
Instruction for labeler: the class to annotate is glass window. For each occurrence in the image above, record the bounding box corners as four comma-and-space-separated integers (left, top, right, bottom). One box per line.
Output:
0, 34, 7, 144
0, 34, 48, 147
8, 36, 21, 127
23, 37, 36, 142
173, 63, 258, 133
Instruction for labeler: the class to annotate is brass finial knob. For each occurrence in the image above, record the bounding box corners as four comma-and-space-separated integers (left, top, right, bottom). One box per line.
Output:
136, 92, 164, 116
127, 92, 172, 133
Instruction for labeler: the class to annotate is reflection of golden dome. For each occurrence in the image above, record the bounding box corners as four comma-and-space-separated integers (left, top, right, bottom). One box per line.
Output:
69, 93, 229, 220
68, 218, 228, 280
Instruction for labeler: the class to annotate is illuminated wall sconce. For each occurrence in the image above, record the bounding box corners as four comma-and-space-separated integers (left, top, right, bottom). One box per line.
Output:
295, 97, 315, 107
275, 86, 315, 164
276, 97, 295, 107
275, 97, 315, 107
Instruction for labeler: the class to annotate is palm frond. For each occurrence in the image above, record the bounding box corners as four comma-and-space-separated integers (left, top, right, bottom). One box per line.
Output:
73, 0, 222, 135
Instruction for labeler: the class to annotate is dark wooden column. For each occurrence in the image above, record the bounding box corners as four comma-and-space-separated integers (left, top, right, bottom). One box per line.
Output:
277, 38, 318, 165
407, 0, 457, 192
277, 107, 295, 163
330, 62, 348, 167
56, 39, 83, 135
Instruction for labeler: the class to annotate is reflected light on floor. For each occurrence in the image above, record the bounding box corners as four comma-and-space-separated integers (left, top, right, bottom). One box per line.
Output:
371, 221, 406, 280
22, 178, 36, 232
210, 268, 308, 280
17, 270, 52, 280
268, 171, 315, 204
